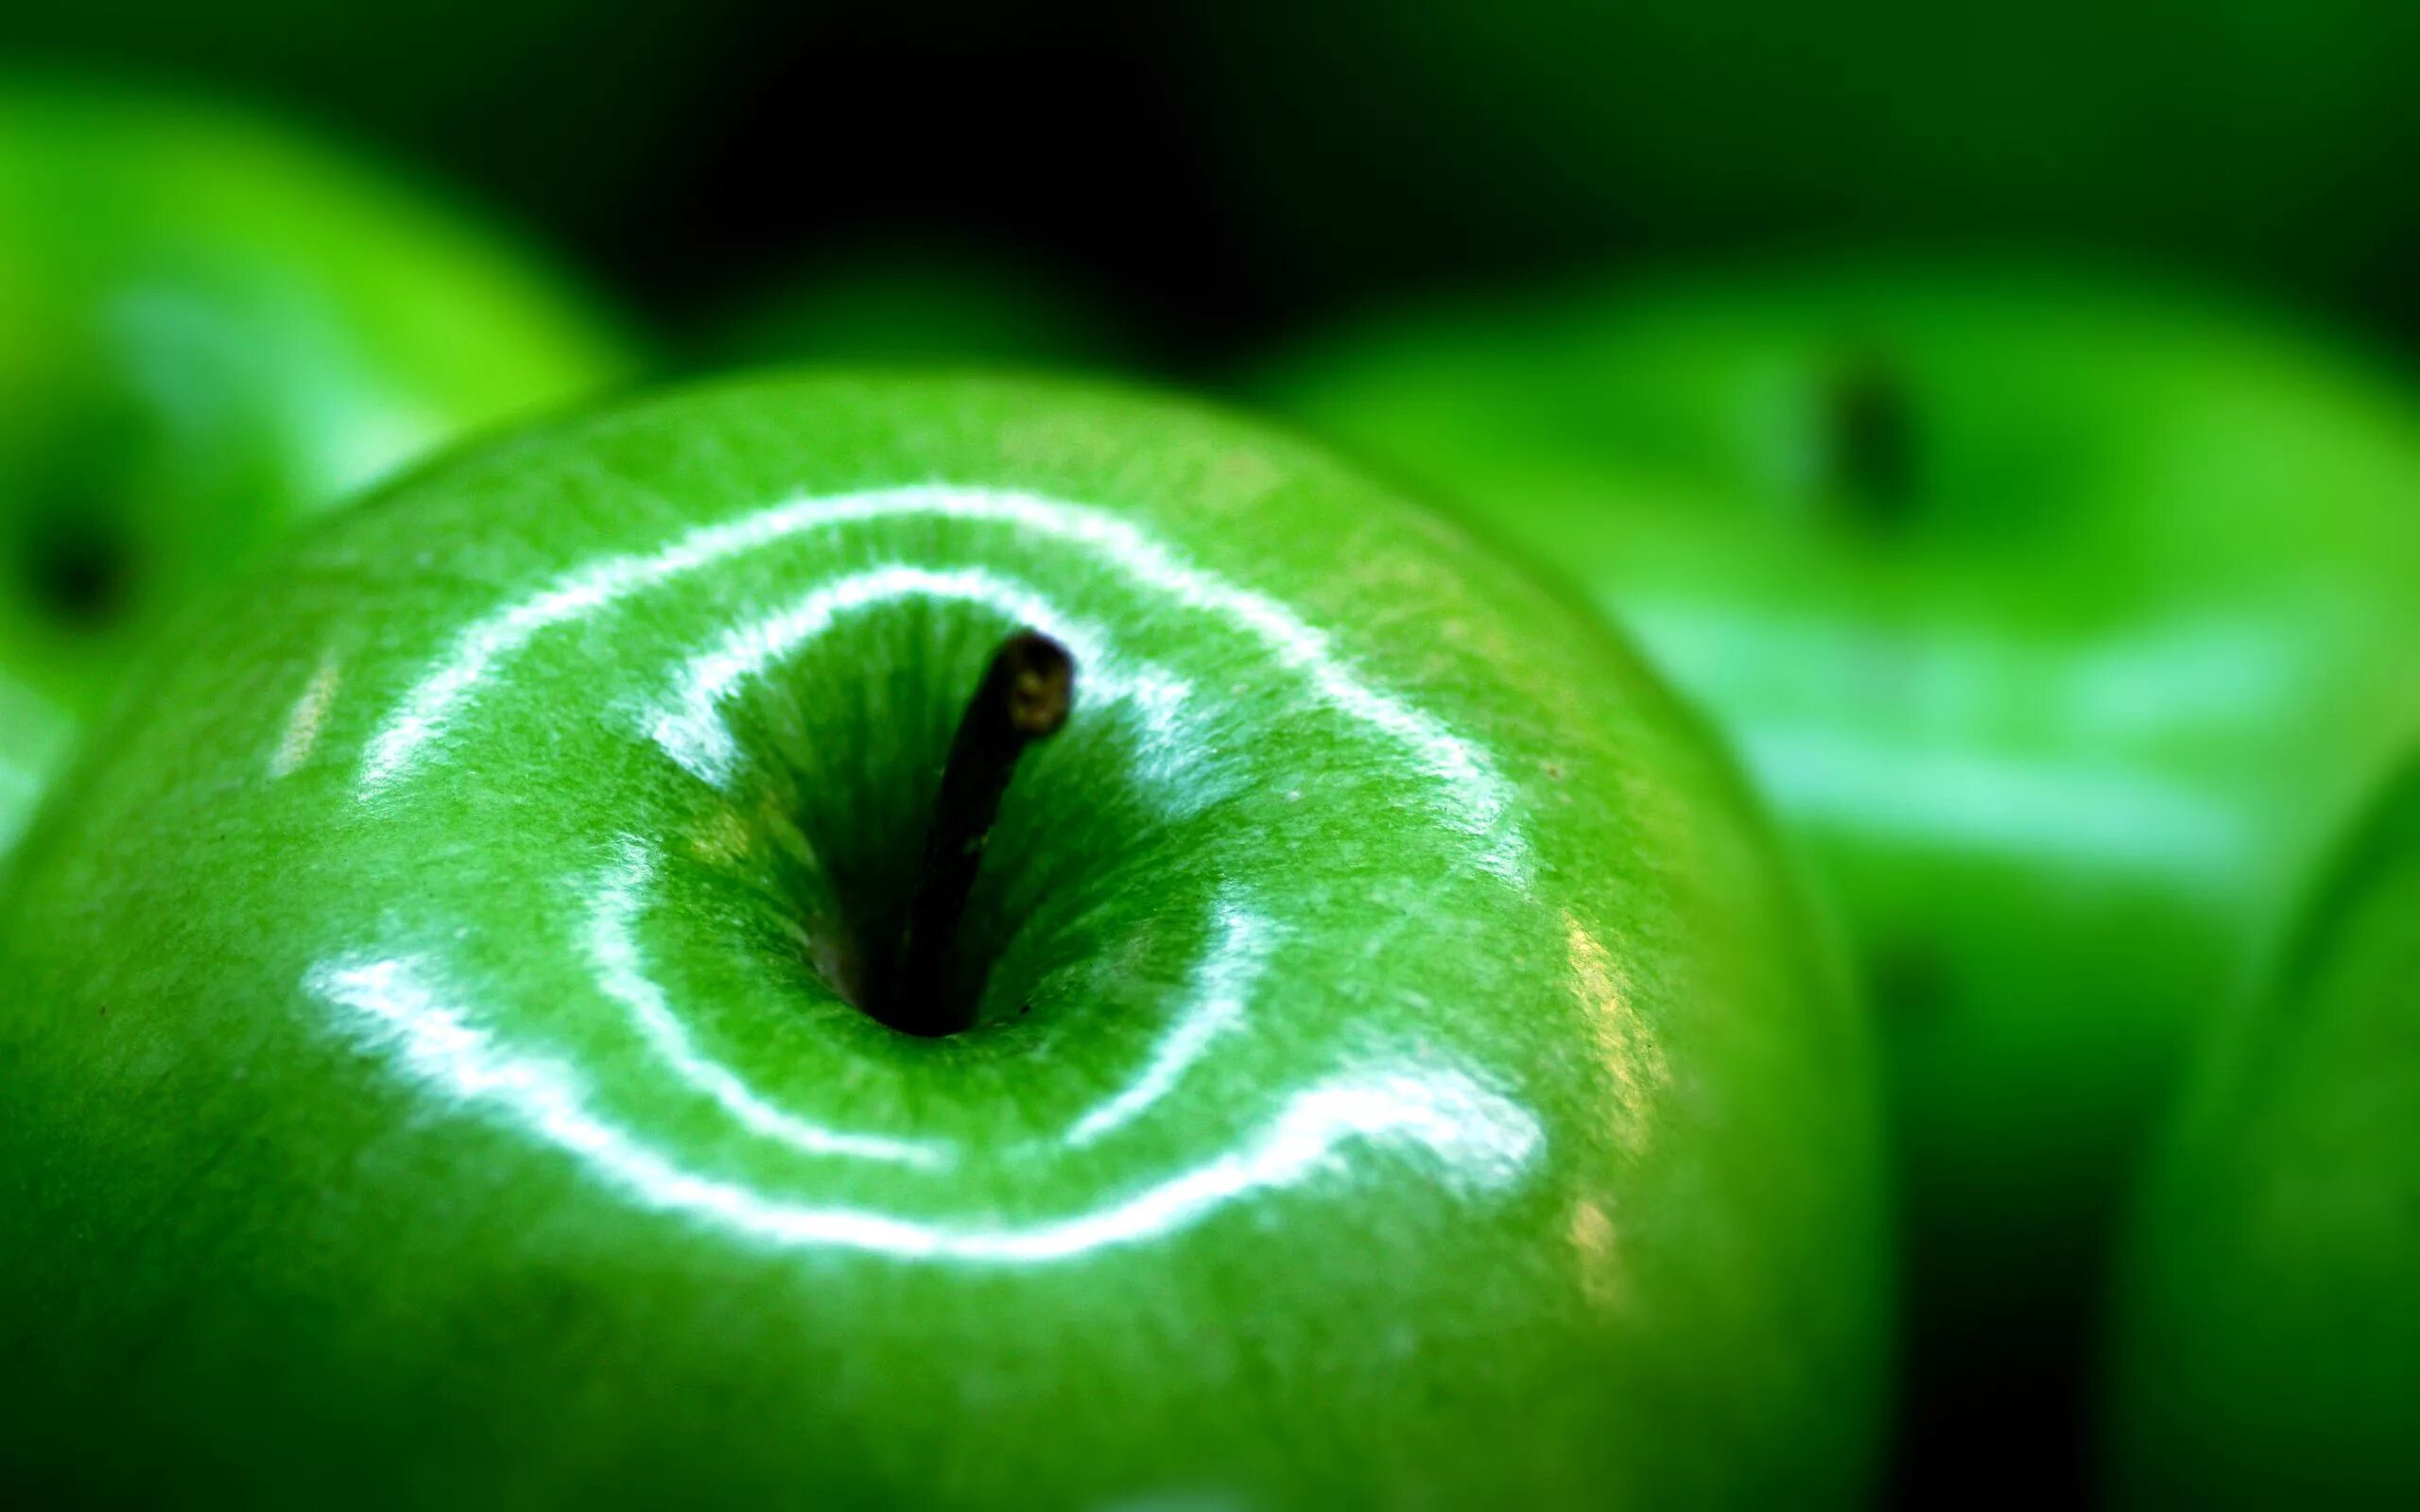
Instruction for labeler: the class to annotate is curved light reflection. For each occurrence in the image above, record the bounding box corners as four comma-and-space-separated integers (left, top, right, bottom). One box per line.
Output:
1065, 890, 1270, 1148
648, 562, 1197, 800
268, 650, 345, 780
587, 836, 956, 1171
356, 483, 1527, 881
586, 838, 1279, 1167
326, 480, 1552, 1264
1563, 911, 1667, 1156
311, 955, 1542, 1263
0, 673, 75, 856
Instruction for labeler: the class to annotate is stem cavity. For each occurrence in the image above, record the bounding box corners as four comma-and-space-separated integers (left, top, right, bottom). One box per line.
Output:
877, 629, 1075, 1037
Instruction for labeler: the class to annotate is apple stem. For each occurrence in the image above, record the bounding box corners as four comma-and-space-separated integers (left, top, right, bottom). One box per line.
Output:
882, 629, 1075, 1037
1825, 356, 1913, 517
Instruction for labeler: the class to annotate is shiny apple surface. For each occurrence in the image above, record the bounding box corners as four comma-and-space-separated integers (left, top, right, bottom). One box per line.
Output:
0, 376, 1890, 1506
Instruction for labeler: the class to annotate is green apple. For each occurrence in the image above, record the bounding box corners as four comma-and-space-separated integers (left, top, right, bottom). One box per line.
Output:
0, 375, 1891, 1505
700, 239, 1137, 375
0, 7, 738, 239
1254, 263, 2420, 1471
2107, 753, 2420, 1507
0, 81, 633, 856
1173, 1, 2420, 311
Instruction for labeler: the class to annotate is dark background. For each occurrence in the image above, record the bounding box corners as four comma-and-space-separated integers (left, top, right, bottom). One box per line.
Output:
11, 1, 2415, 373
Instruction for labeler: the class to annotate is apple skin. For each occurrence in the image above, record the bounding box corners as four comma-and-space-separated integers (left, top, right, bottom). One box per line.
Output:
2107, 754, 2420, 1507
1254, 264, 2420, 1466
0, 375, 1890, 1506
0, 82, 633, 855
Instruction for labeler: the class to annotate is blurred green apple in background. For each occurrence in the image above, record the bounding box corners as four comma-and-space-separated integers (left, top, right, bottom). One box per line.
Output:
2108, 754, 2420, 1507
0, 81, 633, 856
698, 238, 1140, 375
1175, 1, 2420, 320
1256, 263, 2420, 1483
0, 375, 1891, 1506
0, 3, 737, 247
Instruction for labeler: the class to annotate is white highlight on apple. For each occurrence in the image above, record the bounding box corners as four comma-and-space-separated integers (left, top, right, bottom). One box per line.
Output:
268, 649, 345, 780
309, 954, 1543, 1264
647, 562, 1195, 798
332, 480, 1552, 1257
355, 484, 1527, 882
583, 836, 1273, 1166
1063, 892, 1270, 1148
586, 836, 956, 1170
0, 672, 75, 854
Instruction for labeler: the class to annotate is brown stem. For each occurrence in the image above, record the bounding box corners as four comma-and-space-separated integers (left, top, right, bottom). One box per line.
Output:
880, 629, 1074, 1036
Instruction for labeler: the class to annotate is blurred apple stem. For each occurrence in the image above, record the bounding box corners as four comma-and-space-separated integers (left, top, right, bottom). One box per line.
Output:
1825, 355, 1914, 517
883, 628, 1074, 1037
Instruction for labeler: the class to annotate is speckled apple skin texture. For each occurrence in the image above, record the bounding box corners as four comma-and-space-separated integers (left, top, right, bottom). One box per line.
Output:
1259, 266, 2420, 1353
2108, 757, 2420, 1508
0, 82, 632, 855
0, 378, 1891, 1507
